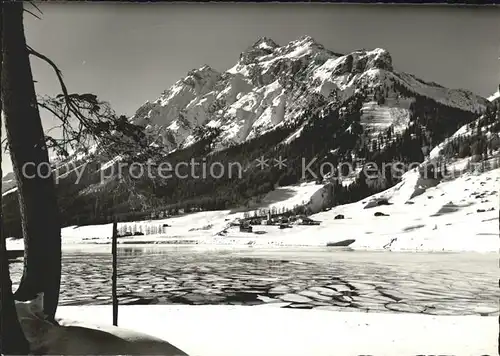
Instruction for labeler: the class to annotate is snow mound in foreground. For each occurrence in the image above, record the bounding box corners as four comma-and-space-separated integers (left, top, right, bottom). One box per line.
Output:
15, 294, 188, 355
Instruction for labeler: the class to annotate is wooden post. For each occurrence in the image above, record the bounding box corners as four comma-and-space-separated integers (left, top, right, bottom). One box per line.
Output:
112, 220, 118, 326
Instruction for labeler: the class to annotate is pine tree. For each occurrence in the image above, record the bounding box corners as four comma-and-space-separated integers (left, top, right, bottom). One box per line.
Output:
459, 141, 471, 158
384, 164, 394, 187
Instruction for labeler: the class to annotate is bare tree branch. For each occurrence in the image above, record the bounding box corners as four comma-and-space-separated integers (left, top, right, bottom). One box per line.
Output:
23, 8, 41, 20
29, 1, 43, 15
27, 46, 71, 109
27, 46, 155, 160
26, 46, 165, 216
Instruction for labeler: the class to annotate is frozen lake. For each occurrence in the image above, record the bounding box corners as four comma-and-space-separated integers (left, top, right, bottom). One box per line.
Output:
9, 246, 499, 316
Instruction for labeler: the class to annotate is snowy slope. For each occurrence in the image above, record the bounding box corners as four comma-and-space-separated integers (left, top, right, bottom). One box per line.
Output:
245, 182, 328, 215
360, 99, 412, 135
309, 167, 499, 252
206, 167, 498, 252
429, 113, 500, 160
53, 182, 329, 244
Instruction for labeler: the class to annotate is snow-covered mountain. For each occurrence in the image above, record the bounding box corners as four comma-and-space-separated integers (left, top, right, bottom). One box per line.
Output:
2, 35, 497, 239
129, 35, 489, 153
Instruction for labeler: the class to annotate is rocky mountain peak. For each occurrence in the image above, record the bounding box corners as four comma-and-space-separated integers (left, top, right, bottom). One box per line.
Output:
251, 37, 280, 51
362, 48, 393, 72
292, 35, 317, 46
239, 37, 279, 65
280, 35, 323, 54
185, 64, 220, 80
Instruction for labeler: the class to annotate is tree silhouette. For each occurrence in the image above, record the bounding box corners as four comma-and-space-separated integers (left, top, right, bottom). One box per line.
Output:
1, 3, 150, 347
0, 4, 31, 352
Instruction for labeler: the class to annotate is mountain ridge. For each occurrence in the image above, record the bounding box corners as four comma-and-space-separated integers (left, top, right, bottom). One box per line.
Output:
128, 35, 488, 156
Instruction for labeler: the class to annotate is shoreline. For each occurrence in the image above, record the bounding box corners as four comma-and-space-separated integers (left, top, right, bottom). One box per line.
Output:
7, 167, 499, 255
7, 237, 499, 254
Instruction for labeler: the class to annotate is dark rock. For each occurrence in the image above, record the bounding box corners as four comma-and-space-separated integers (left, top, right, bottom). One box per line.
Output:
364, 198, 391, 209
374, 212, 389, 217
376, 199, 391, 206
334, 214, 345, 220
326, 239, 355, 247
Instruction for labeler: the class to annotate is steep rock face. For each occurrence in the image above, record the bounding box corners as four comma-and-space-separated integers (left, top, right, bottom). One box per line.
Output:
130, 65, 221, 150
129, 36, 488, 155
239, 37, 280, 65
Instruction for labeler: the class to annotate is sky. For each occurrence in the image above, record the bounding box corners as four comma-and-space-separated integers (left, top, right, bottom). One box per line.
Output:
2, 3, 500, 175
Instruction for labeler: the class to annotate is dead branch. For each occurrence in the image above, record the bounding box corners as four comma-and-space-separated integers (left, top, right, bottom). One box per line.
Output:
23, 8, 41, 20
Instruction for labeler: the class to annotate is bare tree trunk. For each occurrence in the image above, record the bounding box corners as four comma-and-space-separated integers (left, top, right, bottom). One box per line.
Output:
1, 1, 61, 321
0, 2, 31, 351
